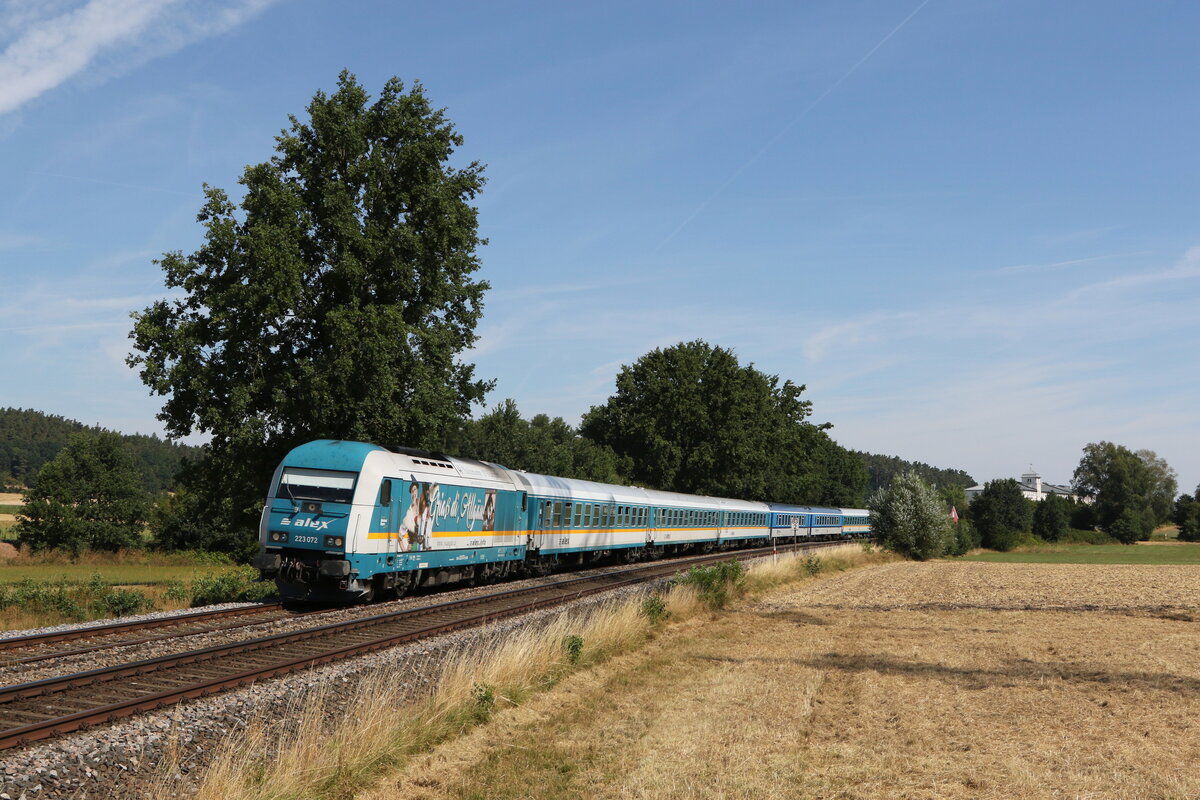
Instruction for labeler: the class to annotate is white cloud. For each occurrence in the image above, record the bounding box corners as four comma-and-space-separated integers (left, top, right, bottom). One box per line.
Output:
0, 231, 40, 249
0, 0, 277, 116
988, 251, 1149, 276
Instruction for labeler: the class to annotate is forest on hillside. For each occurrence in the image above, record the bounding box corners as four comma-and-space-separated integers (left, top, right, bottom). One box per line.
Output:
853, 451, 975, 494
0, 408, 199, 493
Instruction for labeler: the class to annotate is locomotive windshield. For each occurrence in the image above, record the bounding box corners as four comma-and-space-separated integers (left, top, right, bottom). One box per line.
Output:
277, 468, 357, 504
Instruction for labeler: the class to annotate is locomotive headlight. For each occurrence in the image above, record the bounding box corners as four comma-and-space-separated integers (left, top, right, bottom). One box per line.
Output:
324, 535, 344, 548
269, 531, 287, 543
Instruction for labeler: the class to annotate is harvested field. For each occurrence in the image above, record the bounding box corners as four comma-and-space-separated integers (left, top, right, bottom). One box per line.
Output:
792, 560, 1200, 614
372, 560, 1200, 800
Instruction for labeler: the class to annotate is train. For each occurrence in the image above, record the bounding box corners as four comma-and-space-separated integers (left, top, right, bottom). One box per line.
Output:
252, 439, 871, 602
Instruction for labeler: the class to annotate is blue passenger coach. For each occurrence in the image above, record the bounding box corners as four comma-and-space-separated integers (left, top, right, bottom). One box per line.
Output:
253, 440, 869, 602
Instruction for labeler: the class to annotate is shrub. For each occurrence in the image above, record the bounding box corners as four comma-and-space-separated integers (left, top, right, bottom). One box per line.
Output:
802, 556, 823, 577
1109, 506, 1153, 544
1060, 528, 1115, 545
0, 576, 153, 621
640, 594, 670, 624
188, 566, 274, 607
562, 634, 584, 664
945, 520, 979, 556
868, 472, 953, 560
101, 588, 155, 616
676, 560, 746, 610
469, 682, 497, 723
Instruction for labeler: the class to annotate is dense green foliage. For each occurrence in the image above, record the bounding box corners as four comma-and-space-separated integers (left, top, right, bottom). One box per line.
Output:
457, 399, 626, 483
1059, 528, 1115, 545
128, 72, 490, 556
1174, 490, 1200, 542
183, 566, 276, 607
946, 519, 981, 556
1072, 442, 1177, 542
1031, 493, 1071, 542
968, 478, 1034, 551
868, 471, 953, 560
17, 432, 151, 555
675, 559, 746, 610
854, 451, 974, 495
580, 341, 867, 505
0, 408, 197, 492
0, 574, 155, 620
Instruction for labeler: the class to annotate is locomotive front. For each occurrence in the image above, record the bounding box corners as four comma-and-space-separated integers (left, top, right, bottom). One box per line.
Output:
252, 440, 379, 602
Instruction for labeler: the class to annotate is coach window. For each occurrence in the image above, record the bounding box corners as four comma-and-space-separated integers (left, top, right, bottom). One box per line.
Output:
553, 501, 563, 527
573, 504, 582, 527
565, 502, 573, 527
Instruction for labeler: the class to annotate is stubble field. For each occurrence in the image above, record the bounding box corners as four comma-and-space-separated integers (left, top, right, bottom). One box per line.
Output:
372, 560, 1200, 799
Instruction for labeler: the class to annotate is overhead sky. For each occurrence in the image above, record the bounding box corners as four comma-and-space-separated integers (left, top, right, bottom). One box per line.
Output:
1, 0, 1197, 494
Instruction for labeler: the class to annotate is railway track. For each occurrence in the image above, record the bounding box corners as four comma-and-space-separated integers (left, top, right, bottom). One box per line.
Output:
0, 602, 309, 668
0, 539, 852, 751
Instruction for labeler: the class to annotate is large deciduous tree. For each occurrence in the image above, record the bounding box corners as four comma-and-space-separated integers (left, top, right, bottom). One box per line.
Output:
128, 72, 491, 556
579, 340, 865, 505
1072, 442, 1174, 543
17, 432, 149, 555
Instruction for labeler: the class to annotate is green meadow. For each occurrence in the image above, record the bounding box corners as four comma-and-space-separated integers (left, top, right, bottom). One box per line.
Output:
961, 542, 1200, 565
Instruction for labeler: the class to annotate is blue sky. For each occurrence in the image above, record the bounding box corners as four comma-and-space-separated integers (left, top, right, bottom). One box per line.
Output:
1, 0, 1197, 494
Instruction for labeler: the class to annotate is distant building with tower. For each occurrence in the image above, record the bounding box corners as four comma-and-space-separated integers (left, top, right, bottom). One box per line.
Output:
965, 469, 1081, 503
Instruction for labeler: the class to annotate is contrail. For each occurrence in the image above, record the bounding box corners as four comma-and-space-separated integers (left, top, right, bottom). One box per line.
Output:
656, 0, 934, 250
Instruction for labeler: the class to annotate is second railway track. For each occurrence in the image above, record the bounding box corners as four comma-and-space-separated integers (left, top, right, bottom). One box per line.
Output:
0, 602, 311, 668
0, 540, 851, 751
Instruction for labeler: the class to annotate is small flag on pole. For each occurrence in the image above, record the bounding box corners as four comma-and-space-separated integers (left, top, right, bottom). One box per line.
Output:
950, 506, 959, 523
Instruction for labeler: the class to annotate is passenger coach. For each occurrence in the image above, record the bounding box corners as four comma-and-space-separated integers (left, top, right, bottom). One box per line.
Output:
253, 439, 870, 602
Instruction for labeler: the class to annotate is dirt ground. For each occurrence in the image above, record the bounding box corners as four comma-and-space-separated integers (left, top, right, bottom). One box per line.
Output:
0, 493, 21, 527
369, 561, 1200, 800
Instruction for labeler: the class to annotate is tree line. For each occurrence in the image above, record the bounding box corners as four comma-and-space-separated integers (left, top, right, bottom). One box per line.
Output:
854, 451, 974, 495
0, 408, 198, 493
872, 443, 1194, 559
